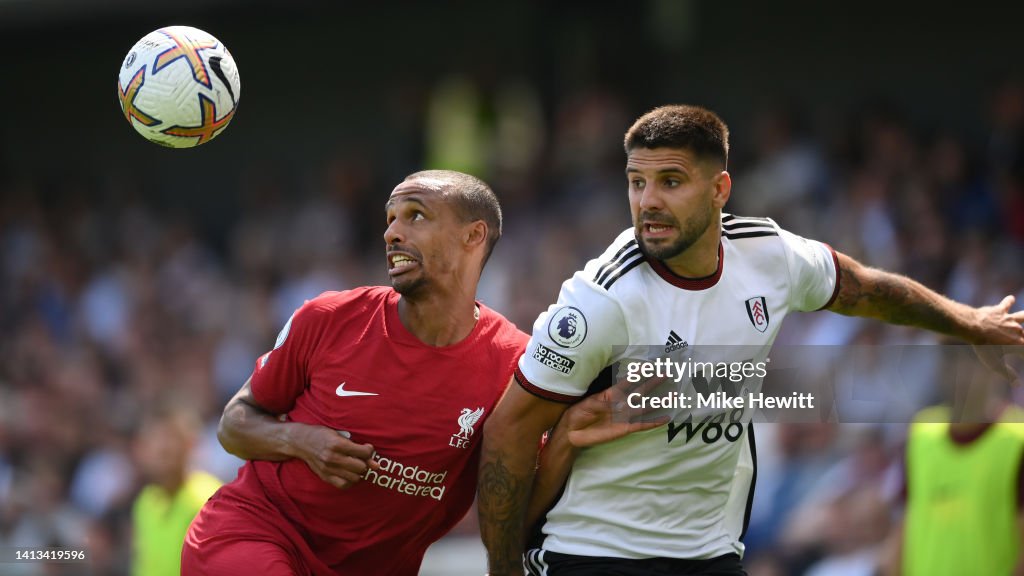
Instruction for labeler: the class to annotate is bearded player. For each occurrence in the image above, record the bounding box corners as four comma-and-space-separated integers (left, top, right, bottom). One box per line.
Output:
479, 105, 1024, 576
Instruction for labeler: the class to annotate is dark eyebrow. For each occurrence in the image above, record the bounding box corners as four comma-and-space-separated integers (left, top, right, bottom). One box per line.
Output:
384, 196, 429, 211
624, 167, 687, 176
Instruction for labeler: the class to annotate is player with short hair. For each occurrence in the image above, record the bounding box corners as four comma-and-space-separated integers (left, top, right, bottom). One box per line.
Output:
479, 104, 1024, 576
180, 170, 529, 576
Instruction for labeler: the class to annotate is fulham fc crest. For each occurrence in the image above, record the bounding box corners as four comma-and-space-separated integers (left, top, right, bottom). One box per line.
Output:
745, 296, 770, 333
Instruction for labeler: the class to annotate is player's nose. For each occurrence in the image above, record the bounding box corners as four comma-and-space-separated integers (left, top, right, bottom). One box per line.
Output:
638, 185, 665, 212
384, 220, 405, 245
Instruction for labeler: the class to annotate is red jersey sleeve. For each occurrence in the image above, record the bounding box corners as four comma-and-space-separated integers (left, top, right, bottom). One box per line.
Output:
250, 298, 326, 414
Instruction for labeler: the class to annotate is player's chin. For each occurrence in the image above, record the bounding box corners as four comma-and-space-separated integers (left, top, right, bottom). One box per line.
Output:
638, 235, 671, 253
640, 238, 686, 261
391, 275, 427, 296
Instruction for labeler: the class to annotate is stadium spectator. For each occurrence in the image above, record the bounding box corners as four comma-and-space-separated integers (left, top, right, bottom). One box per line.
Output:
131, 402, 220, 576
881, 358, 1024, 576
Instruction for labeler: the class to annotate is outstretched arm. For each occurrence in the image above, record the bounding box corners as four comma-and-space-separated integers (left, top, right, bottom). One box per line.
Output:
218, 378, 377, 489
479, 378, 567, 576
827, 252, 1024, 344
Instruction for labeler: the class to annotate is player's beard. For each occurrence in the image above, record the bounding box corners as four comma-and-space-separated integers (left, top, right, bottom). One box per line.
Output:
392, 275, 427, 297
634, 202, 714, 261
388, 245, 429, 297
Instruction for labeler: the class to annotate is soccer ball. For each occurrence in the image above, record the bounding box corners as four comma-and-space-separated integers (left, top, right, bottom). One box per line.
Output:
117, 26, 240, 148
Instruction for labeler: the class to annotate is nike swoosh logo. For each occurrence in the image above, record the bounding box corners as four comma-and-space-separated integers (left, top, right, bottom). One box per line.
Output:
335, 382, 378, 397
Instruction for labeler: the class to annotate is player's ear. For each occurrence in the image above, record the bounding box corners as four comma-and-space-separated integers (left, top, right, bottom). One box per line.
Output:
710, 169, 732, 209
463, 220, 487, 253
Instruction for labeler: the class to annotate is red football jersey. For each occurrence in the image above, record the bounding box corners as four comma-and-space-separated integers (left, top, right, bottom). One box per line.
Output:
200, 286, 526, 575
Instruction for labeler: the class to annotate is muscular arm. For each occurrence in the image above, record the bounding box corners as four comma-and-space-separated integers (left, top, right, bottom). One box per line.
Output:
218, 378, 376, 489
480, 374, 667, 573
524, 416, 578, 535
479, 379, 567, 576
827, 252, 1024, 344
218, 377, 304, 461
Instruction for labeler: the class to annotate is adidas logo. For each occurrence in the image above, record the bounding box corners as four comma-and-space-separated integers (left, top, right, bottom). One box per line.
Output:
665, 330, 688, 354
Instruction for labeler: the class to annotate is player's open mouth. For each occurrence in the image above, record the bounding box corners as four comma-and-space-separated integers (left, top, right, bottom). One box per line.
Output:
642, 223, 675, 238
388, 252, 419, 275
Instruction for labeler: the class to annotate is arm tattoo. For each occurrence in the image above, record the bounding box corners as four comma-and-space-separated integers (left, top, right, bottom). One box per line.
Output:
479, 455, 529, 574
835, 263, 865, 311
834, 260, 960, 336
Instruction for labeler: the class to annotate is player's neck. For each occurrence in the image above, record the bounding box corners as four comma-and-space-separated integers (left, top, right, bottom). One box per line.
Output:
397, 291, 479, 347
949, 399, 1009, 436
660, 220, 722, 278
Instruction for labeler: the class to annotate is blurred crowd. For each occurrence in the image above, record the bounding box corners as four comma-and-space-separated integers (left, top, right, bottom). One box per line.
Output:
2, 75, 1024, 575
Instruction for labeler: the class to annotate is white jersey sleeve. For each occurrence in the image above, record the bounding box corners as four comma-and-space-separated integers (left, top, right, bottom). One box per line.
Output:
777, 225, 840, 312
516, 271, 628, 402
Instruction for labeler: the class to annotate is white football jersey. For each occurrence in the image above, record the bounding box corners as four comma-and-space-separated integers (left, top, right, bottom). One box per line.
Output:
517, 214, 838, 560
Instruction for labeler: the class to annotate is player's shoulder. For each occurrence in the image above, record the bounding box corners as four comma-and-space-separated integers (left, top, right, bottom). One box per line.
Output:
997, 406, 1024, 439
541, 228, 639, 324
294, 284, 393, 327
583, 228, 645, 292
721, 213, 781, 241
299, 286, 391, 316
721, 213, 817, 266
721, 212, 828, 250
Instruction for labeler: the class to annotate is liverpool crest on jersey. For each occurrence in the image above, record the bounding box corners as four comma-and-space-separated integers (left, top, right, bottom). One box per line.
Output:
449, 407, 484, 449
745, 296, 770, 333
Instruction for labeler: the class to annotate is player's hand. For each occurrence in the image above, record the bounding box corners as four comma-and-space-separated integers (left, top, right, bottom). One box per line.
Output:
292, 425, 379, 489
565, 375, 670, 448
971, 295, 1024, 345
969, 295, 1024, 383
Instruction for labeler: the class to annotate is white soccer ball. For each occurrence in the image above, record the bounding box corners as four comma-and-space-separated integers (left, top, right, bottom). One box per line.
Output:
117, 26, 240, 148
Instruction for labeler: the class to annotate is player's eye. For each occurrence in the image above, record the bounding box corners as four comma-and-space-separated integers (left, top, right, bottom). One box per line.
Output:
631, 179, 645, 190
412, 211, 425, 221
664, 177, 681, 187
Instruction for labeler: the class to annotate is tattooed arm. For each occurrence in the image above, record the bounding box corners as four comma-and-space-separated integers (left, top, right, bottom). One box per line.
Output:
479, 377, 567, 576
827, 252, 1024, 344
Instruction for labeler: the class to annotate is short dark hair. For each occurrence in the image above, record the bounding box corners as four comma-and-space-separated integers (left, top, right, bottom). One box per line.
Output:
404, 170, 503, 267
624, 105, 730, 169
